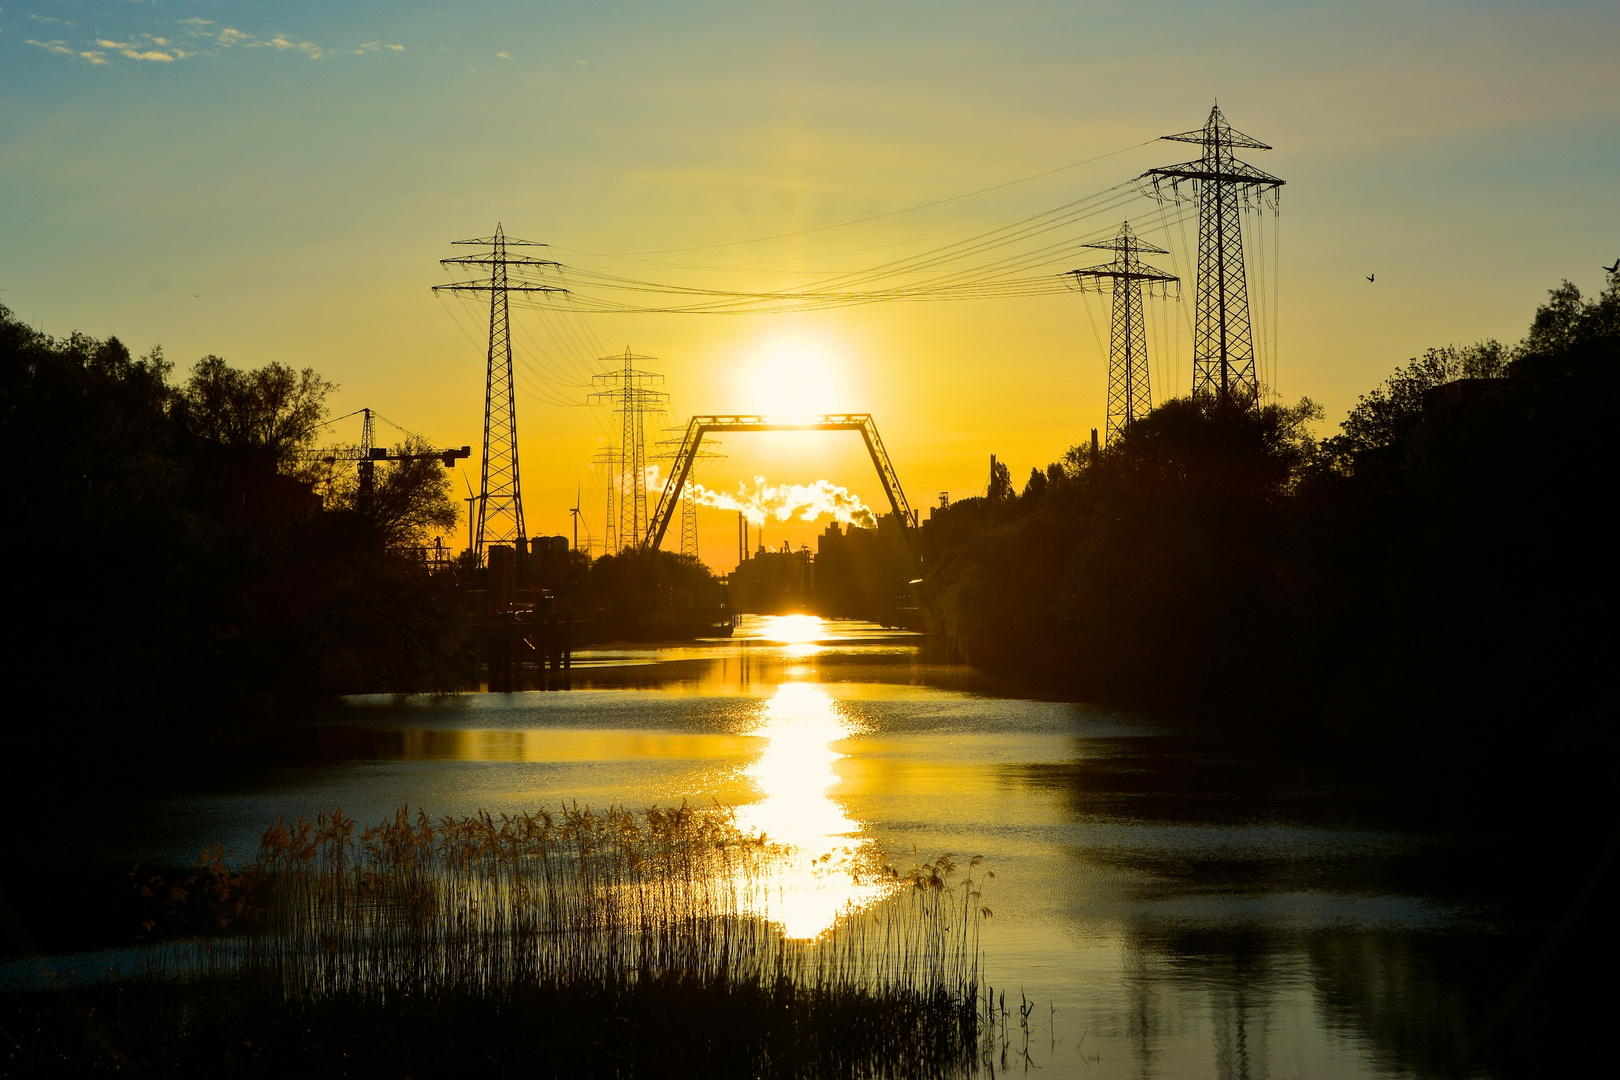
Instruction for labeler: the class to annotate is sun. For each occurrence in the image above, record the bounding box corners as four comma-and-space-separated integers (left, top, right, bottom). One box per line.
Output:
741, 339, 843, 418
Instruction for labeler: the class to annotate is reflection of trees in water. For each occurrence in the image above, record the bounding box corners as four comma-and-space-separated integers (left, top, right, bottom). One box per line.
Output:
1308, 930, 1479, 1077
1306, 926, 1617, 1080
1118, 928, 1283, 1080
1025, 737, 1616, 1078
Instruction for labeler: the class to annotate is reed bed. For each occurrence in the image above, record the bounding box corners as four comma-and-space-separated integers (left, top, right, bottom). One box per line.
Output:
4, 803, 996, 1078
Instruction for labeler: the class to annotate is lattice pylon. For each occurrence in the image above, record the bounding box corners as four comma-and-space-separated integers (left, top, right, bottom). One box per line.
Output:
590, 351, 667, 552
434, 224, 566, 562
1068, 222, 1178, 444
655, 425, 723, 561
591, 446, 623, 555
1141, 105, 1283, 407
679, 491, 699, 559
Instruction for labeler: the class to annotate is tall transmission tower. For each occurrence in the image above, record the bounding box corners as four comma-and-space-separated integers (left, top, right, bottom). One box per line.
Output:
655, 427, 724, 560
591, 446, 623, 555
590, 350, 667, 552
433, 224, 566, 562
1067, 222, 1178, 444
1142, 105, 1283, 406
679, 491, 699, 559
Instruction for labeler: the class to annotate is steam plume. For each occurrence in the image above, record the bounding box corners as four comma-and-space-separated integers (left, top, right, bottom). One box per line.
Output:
645, 467, 876, 529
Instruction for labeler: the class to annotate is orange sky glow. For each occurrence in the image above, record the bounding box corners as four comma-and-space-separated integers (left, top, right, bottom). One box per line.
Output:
4, 1, 1617, 567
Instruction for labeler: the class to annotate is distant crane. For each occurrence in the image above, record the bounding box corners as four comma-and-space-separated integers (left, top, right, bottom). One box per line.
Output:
296, 407, 470, 512
1605, 259, 1619, 274
1367, 274, 1375, 283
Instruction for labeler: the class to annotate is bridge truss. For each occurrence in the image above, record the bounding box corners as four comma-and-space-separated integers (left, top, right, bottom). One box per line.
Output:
645, 414, 917, 553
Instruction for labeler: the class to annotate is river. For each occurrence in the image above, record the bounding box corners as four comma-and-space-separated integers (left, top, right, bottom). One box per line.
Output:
14, 615, 1609, 1078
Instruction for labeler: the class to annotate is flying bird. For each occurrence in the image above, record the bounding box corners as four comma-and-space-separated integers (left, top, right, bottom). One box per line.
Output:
1604, 259, 1619, 273
1366, 274, 1375, 283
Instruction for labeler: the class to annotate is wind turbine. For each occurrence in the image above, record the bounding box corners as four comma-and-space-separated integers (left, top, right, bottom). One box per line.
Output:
461, 473, 481, 556
569, 483, 583, 554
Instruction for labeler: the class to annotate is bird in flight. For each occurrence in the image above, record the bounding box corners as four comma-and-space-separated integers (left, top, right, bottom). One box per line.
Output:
1366, 274, 1375, 283
1604, 259, 1619, 273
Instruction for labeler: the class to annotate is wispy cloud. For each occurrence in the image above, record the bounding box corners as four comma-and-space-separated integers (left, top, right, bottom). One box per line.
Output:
256, 35, 332, 59
495, 51, 511, 60
26, 39, 106, 65
27, 17, 404, 67
95, 35, 190, 62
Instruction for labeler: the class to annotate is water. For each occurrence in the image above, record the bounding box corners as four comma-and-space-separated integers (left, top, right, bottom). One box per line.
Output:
18, 616, 1608, 1077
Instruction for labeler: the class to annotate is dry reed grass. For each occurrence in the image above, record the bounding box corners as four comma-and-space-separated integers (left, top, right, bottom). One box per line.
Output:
20, 802, 996, 1077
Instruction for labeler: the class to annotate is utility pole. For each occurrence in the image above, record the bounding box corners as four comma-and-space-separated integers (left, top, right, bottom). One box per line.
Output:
433, 224, 566, 563
589, 350, 667, 553
1142, 105, 1282, 406
1067, 222, 1178, 444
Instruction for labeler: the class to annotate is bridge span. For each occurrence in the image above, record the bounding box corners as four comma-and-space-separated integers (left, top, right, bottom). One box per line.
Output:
644, 414, 917, 552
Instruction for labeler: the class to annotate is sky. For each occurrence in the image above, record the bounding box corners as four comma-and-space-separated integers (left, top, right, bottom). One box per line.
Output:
4, 1, 1617, 566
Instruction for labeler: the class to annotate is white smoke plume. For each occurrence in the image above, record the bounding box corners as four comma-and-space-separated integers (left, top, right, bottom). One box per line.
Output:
640, 466, 877, 528
641, 466, 876, 529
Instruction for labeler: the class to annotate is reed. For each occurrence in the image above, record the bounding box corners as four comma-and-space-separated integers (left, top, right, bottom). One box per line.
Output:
20, 802, 995, 1078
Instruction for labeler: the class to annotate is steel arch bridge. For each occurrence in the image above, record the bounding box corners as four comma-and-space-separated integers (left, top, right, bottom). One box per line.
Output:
644, 414, 917, 552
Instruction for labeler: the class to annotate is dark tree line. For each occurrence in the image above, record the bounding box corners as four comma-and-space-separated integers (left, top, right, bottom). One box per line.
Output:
922, 269, 1619, 757
0, 305, 465, 773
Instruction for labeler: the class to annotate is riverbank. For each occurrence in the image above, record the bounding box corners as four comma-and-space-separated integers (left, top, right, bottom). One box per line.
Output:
918, 271, 1619, 768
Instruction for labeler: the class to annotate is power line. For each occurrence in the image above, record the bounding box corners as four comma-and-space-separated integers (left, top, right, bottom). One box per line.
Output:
553, 137, 1162, 257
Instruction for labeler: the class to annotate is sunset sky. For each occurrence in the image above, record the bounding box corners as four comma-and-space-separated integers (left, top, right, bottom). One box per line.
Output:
4, 1, 1617, 565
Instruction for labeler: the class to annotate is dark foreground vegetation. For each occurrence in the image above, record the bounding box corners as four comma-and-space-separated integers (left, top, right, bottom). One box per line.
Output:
0, 304, 729, 777
2, 805, 992, 1079
924, 269, 1619, 761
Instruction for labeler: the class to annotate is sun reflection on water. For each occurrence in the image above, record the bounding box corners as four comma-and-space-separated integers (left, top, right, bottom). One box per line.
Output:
757, 614, 824, 644
734, 682, 887, 939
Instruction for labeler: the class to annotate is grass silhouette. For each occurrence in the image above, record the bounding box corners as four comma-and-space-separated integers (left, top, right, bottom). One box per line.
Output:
5, 803, 995, 1078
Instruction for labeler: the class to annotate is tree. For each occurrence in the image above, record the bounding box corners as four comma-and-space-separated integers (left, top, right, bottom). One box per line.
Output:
349, 437, 459, 548
1320, 342, 1505, 471
182, 356, 333, 471
986, 455, 1013, 503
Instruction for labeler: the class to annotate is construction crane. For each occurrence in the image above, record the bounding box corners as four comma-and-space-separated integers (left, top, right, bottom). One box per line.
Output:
296, 407, 471, 510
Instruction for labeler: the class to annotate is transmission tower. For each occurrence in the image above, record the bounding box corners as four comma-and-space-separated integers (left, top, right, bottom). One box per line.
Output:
590, 350, 667, 552
1142, 105, 1282, 406
1068, 222, 1178, 444
655, 427, 724, 560
590, 446, 623, 554
433, 224, 566, 562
